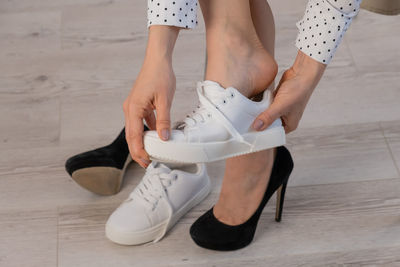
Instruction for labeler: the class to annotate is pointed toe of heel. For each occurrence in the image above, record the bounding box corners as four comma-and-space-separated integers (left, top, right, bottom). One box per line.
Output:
189, 209, 255, 251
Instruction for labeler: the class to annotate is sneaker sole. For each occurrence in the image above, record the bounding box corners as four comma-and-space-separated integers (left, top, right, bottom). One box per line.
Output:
144, 126, 285, 163
105, 177, 211, 245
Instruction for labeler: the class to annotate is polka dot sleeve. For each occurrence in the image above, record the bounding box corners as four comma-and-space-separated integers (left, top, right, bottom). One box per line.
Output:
147, 0, 198, 29
295, 0, 362, 64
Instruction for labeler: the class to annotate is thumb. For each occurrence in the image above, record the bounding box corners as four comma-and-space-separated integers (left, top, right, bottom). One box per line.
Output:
156, 103, 171, 141
252, 101, 282, 131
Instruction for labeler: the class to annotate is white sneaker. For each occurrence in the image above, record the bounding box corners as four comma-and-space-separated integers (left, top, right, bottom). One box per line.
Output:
105, 161, 210, 245
144, 80, 285, 163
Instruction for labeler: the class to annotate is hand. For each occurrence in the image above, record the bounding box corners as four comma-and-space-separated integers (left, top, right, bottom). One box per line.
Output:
123, 59, 175, 168
252, 51, 326, 133
123, 26, 179, 168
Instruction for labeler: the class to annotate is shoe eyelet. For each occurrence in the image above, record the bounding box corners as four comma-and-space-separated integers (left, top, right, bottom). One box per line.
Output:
174, 174, 178, 180
223, 100, 227, 104
207, 113, 212, 118
231, 93, 235, 98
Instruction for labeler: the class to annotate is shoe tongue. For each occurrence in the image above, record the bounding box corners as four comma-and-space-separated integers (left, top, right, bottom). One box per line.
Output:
152, 162, 193, 175
153, 162, 172, 173
156, 162, 171, 173
200, 80, 226, 99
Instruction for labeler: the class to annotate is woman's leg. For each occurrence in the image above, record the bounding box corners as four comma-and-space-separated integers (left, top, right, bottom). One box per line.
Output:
199, 0, 278, 225
250, 0, 275, 56
199, 0, 277, 98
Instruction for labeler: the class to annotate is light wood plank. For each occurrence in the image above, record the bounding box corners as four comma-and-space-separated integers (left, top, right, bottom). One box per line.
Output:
60, 2, 147, 49
172, 246, 400, 267
0, 10, 61, 57
0, 94, 60, 150
0, 209, 57, 267
0, 0, 124, 13
269, 0, 309, 17
299, 71, 400, 129
0, 166, 146, 212
346, 10, 400, 73
57, 178, 400, 267
286, 122, 399, 186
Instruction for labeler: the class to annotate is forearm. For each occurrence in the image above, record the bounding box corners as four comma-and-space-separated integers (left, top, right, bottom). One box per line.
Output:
144, 25, 180, 65
291, 50, 326, 88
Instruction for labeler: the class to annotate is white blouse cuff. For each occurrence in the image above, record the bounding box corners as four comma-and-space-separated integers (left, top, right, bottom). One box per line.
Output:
295, 0, 360, 64
147, 0, 198, 29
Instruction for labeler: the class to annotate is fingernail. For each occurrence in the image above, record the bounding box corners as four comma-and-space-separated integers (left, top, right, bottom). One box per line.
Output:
161, 129, 169, 141
139, 158, 150, 166
253, 119, 264, 130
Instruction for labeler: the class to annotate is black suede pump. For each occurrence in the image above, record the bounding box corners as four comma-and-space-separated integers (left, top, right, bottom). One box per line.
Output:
190, 146, 293, 251
65, 127, 148, 195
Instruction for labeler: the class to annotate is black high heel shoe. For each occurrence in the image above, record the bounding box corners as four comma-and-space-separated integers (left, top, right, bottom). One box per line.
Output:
190, 146, 293, 251
65, 126, 148, 195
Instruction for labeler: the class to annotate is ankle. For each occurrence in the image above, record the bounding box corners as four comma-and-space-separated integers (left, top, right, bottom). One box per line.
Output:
205, 28, 278, 98
207, 25, 261, 59
224, 149, 275, 180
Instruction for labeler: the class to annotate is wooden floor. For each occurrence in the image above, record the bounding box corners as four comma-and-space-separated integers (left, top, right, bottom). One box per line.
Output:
1, 0, 400, 266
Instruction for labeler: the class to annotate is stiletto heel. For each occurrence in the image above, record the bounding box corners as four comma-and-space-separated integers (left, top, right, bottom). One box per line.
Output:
275, 179, 288, 222
190, 146, 294, 251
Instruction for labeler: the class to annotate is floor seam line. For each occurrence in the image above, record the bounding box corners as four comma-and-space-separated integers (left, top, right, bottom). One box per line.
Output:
379, 122, 400, 178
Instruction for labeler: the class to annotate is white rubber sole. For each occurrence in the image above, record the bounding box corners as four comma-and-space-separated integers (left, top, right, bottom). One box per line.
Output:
144, 126, 286, 163
105, 178, 211, 245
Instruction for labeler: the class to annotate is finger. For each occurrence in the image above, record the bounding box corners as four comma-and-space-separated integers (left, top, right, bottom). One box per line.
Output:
133, 155, 150, 169
127, 114, 150, 166
123, 103, 131, 151
155, 102, 171, 141
252, 101, 282, 131
280, 116, 291, 134
284, 125, 291, 134
283, 117, 299, 134
125, 116, 148, 168
272, 77, 286, 99
144, 110, 156, 131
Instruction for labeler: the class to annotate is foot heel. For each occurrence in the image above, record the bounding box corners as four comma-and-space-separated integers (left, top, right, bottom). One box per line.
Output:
275, 180, 288, 222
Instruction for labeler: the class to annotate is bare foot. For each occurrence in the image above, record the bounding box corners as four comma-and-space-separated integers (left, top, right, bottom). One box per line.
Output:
204, 26, 278, 98
213, 148, 275, 225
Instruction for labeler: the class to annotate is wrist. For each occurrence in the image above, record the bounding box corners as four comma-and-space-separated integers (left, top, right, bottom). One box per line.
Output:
145, 25, 180, 62
291, 50, 326, 83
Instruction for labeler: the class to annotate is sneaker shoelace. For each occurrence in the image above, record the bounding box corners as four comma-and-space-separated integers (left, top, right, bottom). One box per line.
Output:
177, 82, 253, 148
127, 162, 176, 242
181, 86, 226, 127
